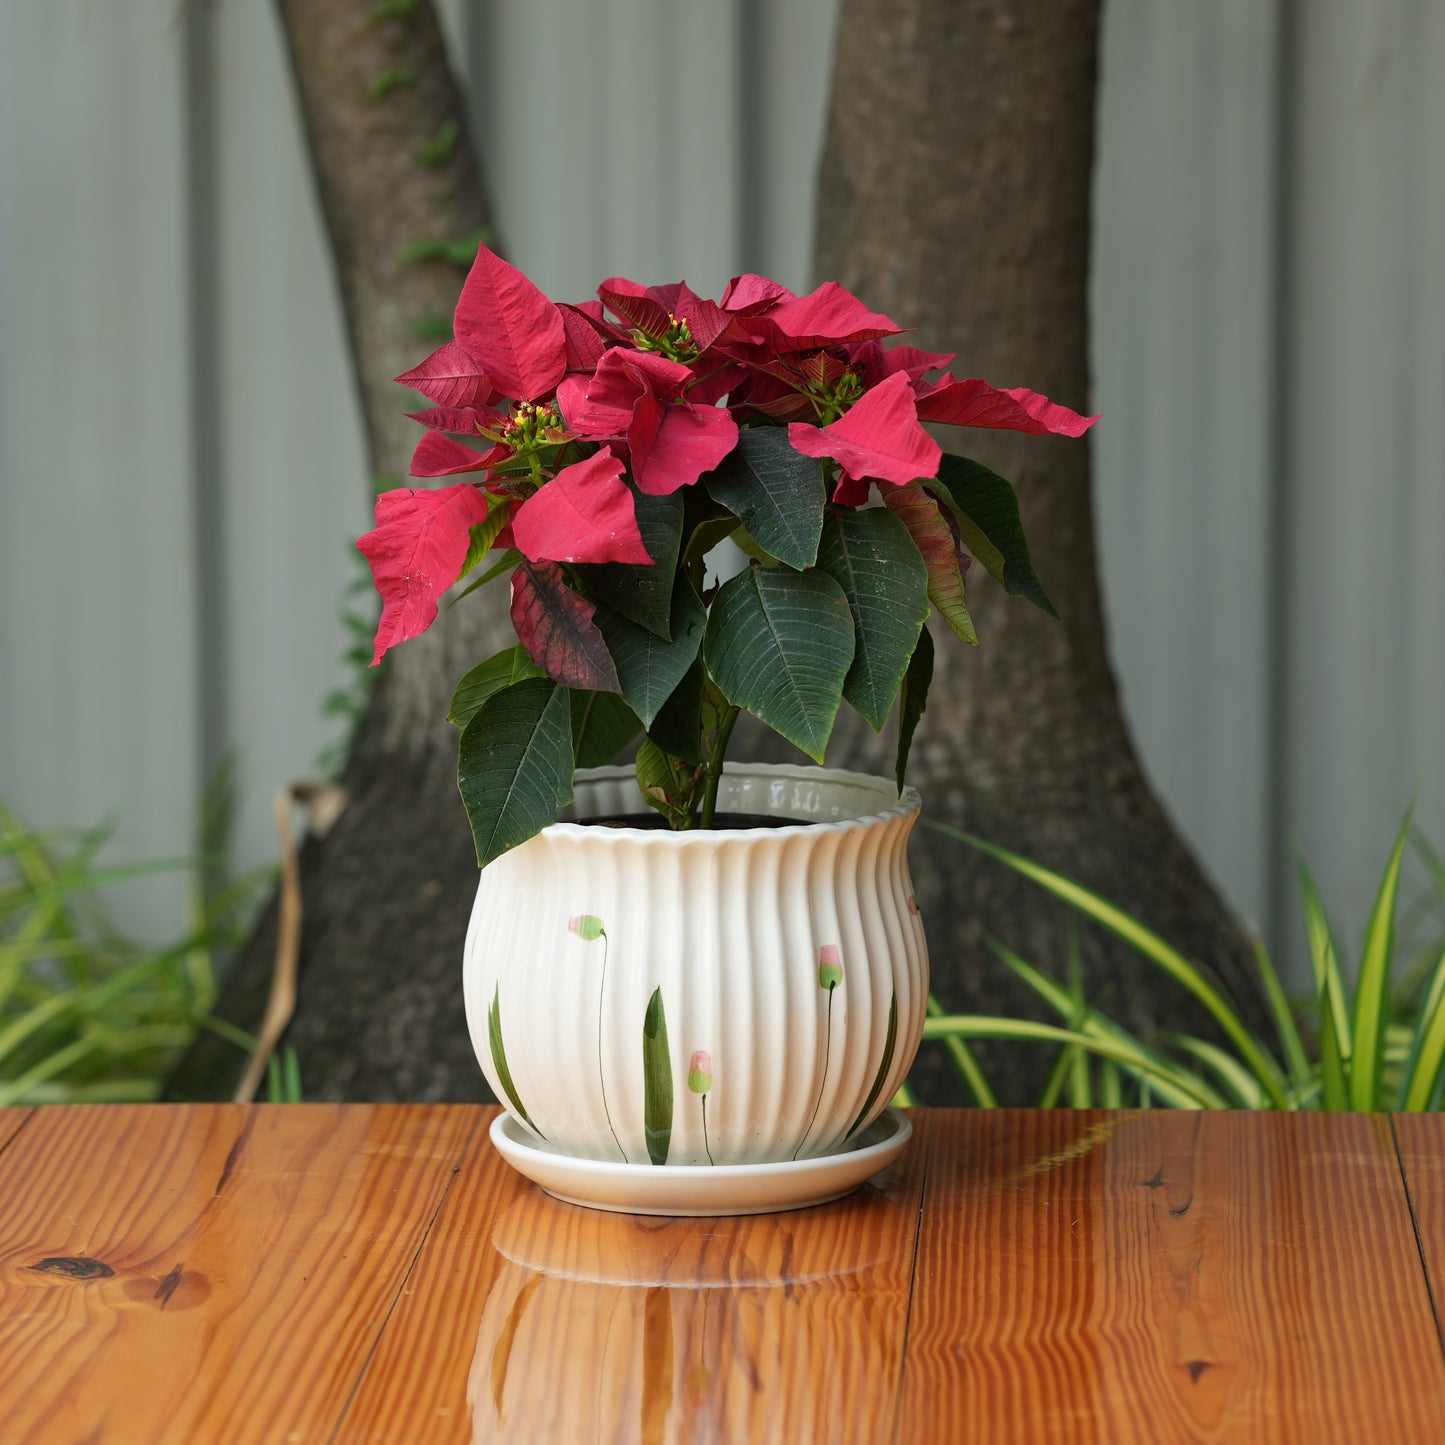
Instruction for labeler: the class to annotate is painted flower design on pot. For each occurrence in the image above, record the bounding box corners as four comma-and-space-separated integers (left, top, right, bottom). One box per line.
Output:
795, 946, 844, 1160
688, 1050, 715, 1167
567, 913, 626, 1162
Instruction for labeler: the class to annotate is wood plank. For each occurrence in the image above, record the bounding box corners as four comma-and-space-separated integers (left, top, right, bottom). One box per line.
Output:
0, 1103, 481, 1444
898, 1110, 1445, 1443
0, 1108, 32, 1155
339, 1108, 932, 1443
1390, 1113, 1445, 1353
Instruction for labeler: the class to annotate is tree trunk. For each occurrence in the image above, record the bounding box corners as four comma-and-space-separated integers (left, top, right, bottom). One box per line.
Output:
781, 0, 1267, 1099
170, 0, 506, 1100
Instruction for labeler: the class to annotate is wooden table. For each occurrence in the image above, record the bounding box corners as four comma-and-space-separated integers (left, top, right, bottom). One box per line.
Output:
2, 1106, 1444, 1443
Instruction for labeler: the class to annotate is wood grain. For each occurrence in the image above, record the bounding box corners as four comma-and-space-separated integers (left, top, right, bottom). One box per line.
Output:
1390, 1113, 1445, 1354
338, 1109, 932, 1443
0, 1107, 32, 1155
897, 1110, 1445, 1443
0, 1103, 480, 1444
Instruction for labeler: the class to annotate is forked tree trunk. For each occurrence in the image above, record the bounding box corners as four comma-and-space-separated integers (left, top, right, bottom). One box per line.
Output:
782, 0, 1266, 1098
173, 0, 1264, 1103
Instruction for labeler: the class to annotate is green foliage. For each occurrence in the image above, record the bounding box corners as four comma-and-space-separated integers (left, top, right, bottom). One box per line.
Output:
703, 429, 826, 569
365, 65, 415, 103
415, 119, 459, 169
317, 548, 381, 778
370, 0, 419, 26
398, 227, 491, 270
0, 796, 265, 1105
915, 810, 1445, 1112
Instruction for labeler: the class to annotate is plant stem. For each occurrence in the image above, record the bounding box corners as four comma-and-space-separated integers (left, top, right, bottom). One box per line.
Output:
699, 704, 740, 830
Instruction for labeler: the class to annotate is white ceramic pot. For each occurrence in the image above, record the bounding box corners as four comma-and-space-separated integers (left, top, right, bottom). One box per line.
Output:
463, 763, 927, 1166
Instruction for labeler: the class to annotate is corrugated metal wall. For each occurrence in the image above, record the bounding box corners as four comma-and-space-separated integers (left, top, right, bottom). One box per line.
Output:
1, 0, 1440, 978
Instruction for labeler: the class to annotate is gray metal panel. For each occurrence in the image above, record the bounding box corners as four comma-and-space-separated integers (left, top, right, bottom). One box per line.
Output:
1278, 0, 1445, 965
0, 0, 199, 933
1091, 0, 1285, 940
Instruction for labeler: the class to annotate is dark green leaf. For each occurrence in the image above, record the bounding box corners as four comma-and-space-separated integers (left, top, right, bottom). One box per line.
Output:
845, 990, 898, 1138
929, 453, 1057, 617
642, 986, 673, 1165
596, 576, 706, 728
895, 624, 934, 793
816, 508, 930, 731
570, 689, 640, 768
459, 501, 511, 581
458, 678, 574, 867
489, 984, 542, 1136
575, 485, 685, 638
704, 428, 827, 569
646, 658, 706, 765
681, 514, 741, 567
510, 560, 620, 693
635, 737, 700, 828
447, 645, 544, 730
704, 565, 855, 763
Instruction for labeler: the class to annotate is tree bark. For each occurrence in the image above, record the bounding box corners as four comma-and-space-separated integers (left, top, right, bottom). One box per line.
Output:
780, 0, 1268, 1099
170, 0, 506, 1100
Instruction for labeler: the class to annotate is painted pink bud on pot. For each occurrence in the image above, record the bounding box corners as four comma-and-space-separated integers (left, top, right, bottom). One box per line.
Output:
818, 944, 843, 991
907, 894, 919, 915
688, 1050, 713, 1094
567, 914, 605, 940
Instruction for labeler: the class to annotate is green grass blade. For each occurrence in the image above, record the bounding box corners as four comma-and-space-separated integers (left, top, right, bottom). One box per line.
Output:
1401, 942, 1445, 1111
1100, 1058, 1123, 1109
926, 820, 1288, 1106
925, 993, 997, 1107
1318, 972, 1350, 1111
1169, 1035, 1267, 1108
1036, 1044, 1075, 1108
1296, 855, 1352, 1065
1350, 809, 1412, 1111
1252, 938, 1311, 1088
922, 1015, 1219, 1108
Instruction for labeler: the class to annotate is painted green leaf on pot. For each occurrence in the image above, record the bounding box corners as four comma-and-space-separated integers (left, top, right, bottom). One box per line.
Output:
575, 484, 685, 638
846, 989, 898, 1139
458, 677, 574, 867
816, 507, 930, 731
895, 624, 934, 794
489, 983, 542, 1137
595, 575, 706, 729
569, 688, 640, 768
927, 454, 1057, 618
704, 564, 854, 763
642, 986, 674, 1166
703, 426, 827, 569
447, 644, 545, 730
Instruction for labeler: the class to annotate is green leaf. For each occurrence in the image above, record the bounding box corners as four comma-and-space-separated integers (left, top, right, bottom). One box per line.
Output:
704, 565, 854, 763
928, 453, 1057, 617
646, 658, 707, 765
1401, 942, 1445, 1110
642, 987, 673, 1165
595, 576, 706, 728
846, 991, 898, 1138
681, 514, 741, 567
1169, 1034, 1266, 1108
458, 678, 575, 867
925, 992, 996, 1107
704, 427, 827, 569
1297, 855, 1352, 1067
895, 625, 934, 793
1252, 938, 1312, 1089
452, 547, 522, 605
489, 984, 542, 1136
511, 560, 620, 693
575, 486, 684, 638
635, 738, 700, 828
816, 508, 930, 731
459, 501, 511, 581
447, 645, 545, 730
882, 483, 978, 646
1350, 808, 1413, 1111
569, 690, 641, 768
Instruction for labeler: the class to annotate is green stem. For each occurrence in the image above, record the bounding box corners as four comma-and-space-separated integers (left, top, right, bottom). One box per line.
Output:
794, 985, 836, 1161
699, 704, 740, 830
701, 1094, 714, 1167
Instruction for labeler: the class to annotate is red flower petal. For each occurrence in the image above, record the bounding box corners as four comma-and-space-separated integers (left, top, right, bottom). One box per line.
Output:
598, 278, 672, 340
357, 484, 491, 664
720, 273, 795, 314
452, 244, 567, 402
764, 281, 901, 350
559, 304, 610, 373
788, 371, 940, 486
633, 402, 739, 496
511, 450, 651, 565
915, 376, 1099, 436
411, 430, 496, 477
394, 340, 496, 408
404, 405, 504, 434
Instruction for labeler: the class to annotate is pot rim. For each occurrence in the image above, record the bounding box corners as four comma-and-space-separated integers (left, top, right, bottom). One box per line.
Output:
546, 761, 921, 844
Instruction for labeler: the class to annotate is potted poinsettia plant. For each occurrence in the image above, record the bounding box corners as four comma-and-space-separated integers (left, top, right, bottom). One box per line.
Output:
361, 245, 1094, 1207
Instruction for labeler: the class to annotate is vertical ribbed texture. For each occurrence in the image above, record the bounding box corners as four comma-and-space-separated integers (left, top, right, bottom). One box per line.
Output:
463, 765, 926, 1165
